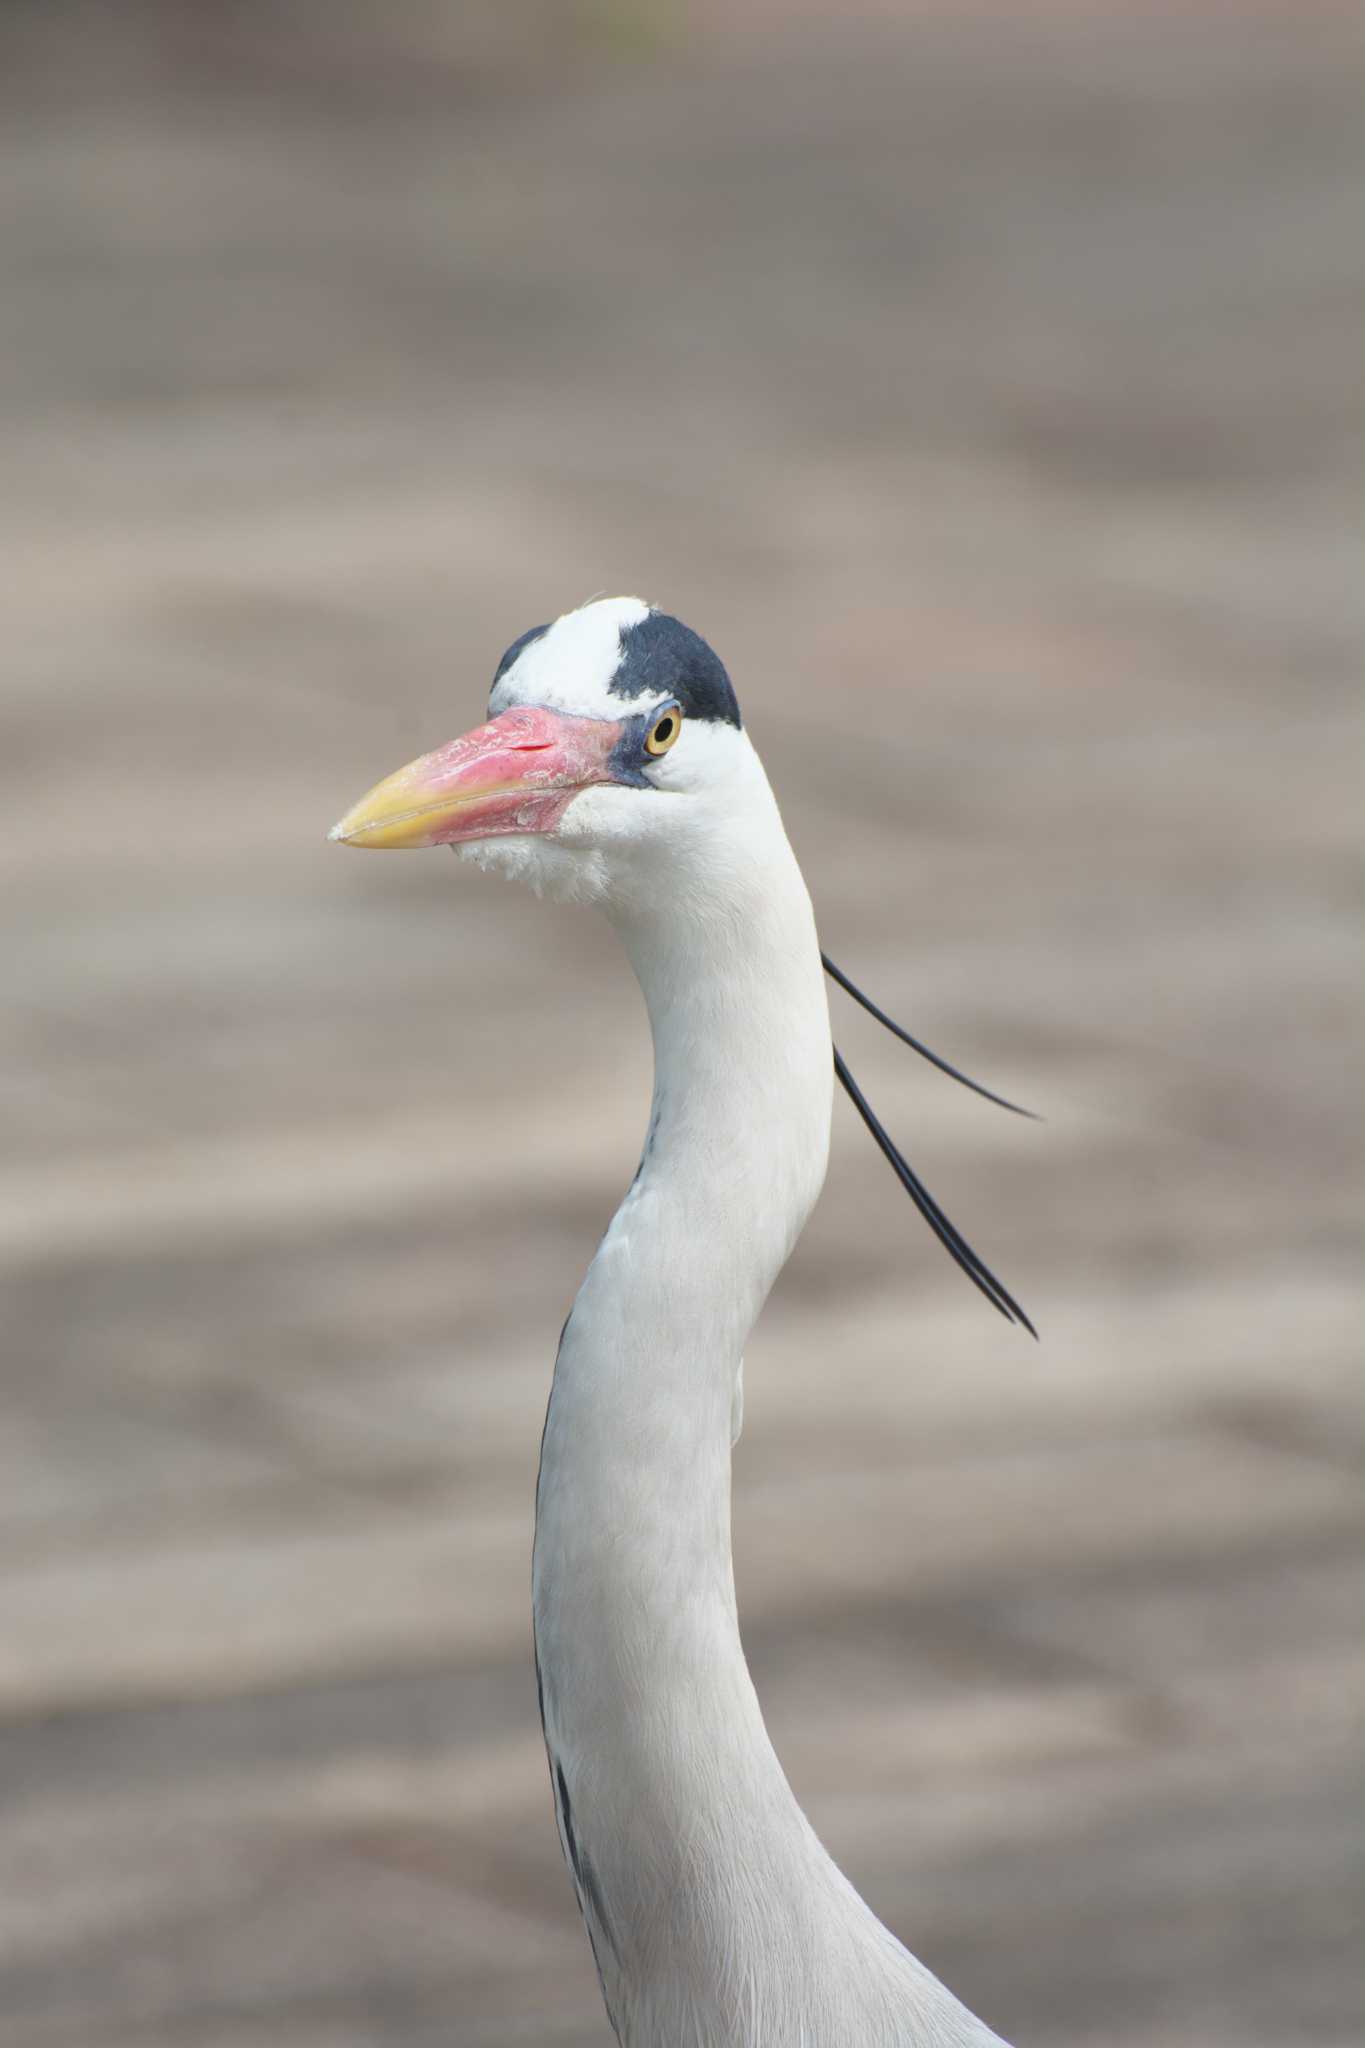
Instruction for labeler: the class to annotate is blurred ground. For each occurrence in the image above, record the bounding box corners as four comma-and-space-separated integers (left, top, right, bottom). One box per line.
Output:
0, 3, 1361, 2044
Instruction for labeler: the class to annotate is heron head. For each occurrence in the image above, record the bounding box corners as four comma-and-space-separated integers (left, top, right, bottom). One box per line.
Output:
330, 596, 1039, 1334
329, 597, 760, 906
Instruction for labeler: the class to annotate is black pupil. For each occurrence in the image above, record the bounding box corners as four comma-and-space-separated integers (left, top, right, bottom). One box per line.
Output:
655, 717, 674, 743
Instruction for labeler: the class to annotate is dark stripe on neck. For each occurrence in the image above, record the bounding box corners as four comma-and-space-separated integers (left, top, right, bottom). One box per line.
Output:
554, 1751, 620, 1968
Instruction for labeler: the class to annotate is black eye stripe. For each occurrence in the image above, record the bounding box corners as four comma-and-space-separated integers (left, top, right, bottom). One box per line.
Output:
608, 612, 741, 728
488, 609, 742, 729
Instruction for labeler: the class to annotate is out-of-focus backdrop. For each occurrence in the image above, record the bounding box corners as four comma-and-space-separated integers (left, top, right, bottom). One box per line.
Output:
1, 3, 1360, 2044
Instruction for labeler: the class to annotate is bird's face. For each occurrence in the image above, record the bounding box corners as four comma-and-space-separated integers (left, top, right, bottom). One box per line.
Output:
330, 597, 758, 907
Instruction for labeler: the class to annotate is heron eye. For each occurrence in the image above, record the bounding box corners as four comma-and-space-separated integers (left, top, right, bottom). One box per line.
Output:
645, 706, 682, 757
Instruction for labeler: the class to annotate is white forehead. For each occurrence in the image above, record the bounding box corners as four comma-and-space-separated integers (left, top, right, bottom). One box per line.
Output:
488, 596, 653, 720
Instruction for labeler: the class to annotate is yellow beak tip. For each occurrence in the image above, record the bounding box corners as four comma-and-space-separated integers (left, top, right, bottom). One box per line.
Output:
328, 814, 374, 845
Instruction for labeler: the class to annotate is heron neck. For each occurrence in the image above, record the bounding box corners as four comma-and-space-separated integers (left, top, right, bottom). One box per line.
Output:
530, 800, 835, 1977
526, 791, 1010, 2046
537, 812, 833, 1584
612, 828, 835, 1342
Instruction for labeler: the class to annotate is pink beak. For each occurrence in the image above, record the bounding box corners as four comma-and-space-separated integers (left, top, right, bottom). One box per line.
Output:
328, 705, 626, 850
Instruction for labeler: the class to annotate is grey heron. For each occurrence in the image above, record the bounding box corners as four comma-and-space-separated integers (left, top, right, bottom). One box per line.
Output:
331, 596, 1030, 2047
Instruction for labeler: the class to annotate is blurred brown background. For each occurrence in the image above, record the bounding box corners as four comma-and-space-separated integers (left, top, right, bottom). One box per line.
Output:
1, 3, 1360, 2045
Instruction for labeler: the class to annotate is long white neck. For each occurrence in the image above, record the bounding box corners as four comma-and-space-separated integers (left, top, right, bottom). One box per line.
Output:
531, 747, 1006, 2048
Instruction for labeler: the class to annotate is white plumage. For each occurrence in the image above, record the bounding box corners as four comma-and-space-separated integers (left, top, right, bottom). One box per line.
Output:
332, 596, 1015, 2047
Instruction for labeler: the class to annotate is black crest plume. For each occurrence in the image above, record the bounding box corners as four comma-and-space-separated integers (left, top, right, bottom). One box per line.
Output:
823, 954, 1038, 1338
